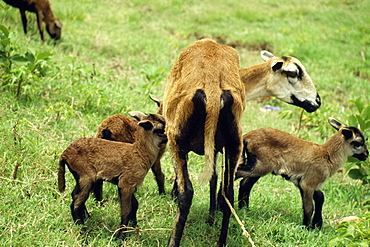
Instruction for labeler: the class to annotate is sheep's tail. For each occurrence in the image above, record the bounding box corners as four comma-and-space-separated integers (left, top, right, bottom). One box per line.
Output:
58, 158, 67, 192
199, 87, 221, 183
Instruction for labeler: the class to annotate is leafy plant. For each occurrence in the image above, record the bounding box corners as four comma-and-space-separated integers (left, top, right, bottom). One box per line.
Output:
0, 25, 52, 99
328, 212, 370, 247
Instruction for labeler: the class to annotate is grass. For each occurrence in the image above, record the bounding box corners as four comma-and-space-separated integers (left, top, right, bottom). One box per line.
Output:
0, 0, 369, 246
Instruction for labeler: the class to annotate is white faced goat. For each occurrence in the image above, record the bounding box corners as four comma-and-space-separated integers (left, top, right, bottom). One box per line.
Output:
236, 118, 368, 229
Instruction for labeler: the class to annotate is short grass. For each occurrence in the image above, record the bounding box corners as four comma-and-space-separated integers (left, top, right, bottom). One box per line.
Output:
0, 0, 369, 246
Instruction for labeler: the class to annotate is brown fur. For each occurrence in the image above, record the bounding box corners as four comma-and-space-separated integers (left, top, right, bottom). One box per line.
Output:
58, 113, 166, 238
95, 95, 166, 194
163, 38, 245, 246
3, 0, 62, 41
236, 118, 368, 228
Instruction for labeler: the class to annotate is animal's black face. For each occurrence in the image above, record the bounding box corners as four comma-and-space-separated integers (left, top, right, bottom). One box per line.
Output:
290, 93, 321, 113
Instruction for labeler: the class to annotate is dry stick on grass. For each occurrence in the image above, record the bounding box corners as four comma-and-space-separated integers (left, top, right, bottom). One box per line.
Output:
12, 163, 19, 179
104, 224, 172, 246
221, 149, 256, 247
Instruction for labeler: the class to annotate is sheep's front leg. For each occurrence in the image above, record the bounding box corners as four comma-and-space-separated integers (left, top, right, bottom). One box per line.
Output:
151, 157, 166, 194
20, 9, 27, 34
117, 185, 137, 240
35, 10, 44, 41
298, 186, 315, 228
238, 176, 260, 209
312, 190, 324, 229
168, 147, 193, 247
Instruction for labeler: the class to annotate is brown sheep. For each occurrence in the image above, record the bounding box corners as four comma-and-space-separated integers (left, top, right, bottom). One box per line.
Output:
236, 118, 368, 229
3, 0, 62, 41
58, 112, 167, 239
94, 95, 166, 196
163, 38, 245, 247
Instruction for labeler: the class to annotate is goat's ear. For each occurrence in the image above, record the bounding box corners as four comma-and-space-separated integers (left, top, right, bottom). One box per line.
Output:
328, 117, 344, 131
271, 61, 283, 71
341, 128, 353, 140
129, 111, 147, 121
138, 120, 153, 131
261, 50, 275, 61
149, 94, 163, 107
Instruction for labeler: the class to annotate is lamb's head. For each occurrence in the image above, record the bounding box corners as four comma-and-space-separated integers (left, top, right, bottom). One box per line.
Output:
261, 51, 321, 113
328, 117, 369, 161
129, 111, 167, 146
45, 17, 62, 40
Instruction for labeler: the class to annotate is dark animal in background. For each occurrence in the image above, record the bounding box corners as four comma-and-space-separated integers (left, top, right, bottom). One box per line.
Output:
58, 112, 167, 239
95, 94, 166, 196
236, 118, 368, 229
3, 0, 62, 41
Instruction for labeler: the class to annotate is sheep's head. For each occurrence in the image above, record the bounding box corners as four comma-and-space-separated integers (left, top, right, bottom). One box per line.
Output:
328, 117, 369, 161
129, 111, 167, 146
261, 51, 321, 113
45, 17, 62, 40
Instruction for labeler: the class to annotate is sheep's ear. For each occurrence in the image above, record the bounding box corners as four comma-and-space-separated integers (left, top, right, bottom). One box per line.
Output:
271, 61, 283, 71
341, 128, 353, 140
328, 117, 344, 131
138, 120, 153, 131
129, 111, 147, 121
149, 94, 162, 107
261, 50, 275, 61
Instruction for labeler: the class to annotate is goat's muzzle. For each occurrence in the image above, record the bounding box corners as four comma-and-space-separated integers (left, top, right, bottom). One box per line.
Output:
290, 93, 321, 113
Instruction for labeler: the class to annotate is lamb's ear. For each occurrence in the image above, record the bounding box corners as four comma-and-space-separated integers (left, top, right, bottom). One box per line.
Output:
328, 117, 344, 131
341, 128, 353, 140
129, 111, 147, 121
149, 94, 162, 107
138, 120, 153, 131
261, 50, 275, 61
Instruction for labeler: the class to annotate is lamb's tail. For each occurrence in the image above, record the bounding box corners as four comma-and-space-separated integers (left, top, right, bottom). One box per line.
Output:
58, 158, 67, 192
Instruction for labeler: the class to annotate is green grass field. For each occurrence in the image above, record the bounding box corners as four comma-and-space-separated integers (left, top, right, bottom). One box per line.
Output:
0, 0, 369, 246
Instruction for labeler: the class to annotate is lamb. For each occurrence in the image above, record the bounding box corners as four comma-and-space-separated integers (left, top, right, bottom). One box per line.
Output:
236, 118, 368, 229
57, 112, 167, 238
94, 94, 166, 196
3, 0, 62, 41
163, 38, 246, 247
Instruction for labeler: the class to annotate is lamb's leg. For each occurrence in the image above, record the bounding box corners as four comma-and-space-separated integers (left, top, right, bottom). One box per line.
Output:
70, 180, 92, 225
167, 147, 193, 247
151, 157, 166, 194
298, 186, 315, 228
312, 190, 324, 229
207, 153, 218, 225
20, 9, 27, 34
92, 180, 103, 201
238, 176, 260, 208
116, 185, 135, 240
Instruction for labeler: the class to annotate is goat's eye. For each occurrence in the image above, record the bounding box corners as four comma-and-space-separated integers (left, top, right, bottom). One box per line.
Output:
352, 141, 362, 149
155, 129, 165, 135
284, 71, 298, 78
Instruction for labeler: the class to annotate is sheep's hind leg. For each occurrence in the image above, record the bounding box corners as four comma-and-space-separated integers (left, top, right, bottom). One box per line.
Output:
238, 176, 260, 208
70, 180, 92, 226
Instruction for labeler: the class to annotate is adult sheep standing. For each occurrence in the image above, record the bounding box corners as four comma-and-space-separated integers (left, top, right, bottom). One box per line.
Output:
3, 0, 62, 41
163, 38, 246, 247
